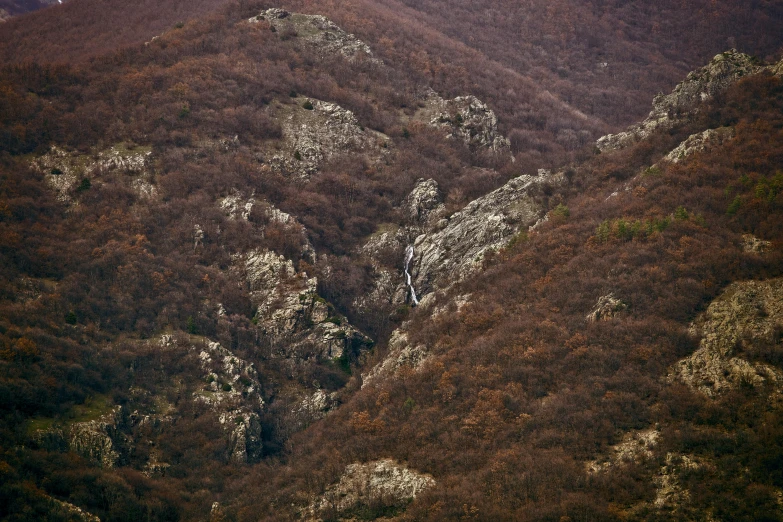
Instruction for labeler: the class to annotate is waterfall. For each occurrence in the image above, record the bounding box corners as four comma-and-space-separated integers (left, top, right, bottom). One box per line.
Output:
404, 245, 419, 306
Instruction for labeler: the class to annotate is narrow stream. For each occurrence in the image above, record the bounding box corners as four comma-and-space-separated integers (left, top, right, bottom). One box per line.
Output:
404, 245, 419, 306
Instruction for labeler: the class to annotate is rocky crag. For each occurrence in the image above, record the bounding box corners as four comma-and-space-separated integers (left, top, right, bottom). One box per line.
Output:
264, 97, 390, 180
412, 91, 512, 154
250, 8, 379, 63
597, 50, 761, 151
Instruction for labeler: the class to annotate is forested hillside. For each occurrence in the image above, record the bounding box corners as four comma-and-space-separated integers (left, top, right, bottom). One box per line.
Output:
0, 0, 782, 520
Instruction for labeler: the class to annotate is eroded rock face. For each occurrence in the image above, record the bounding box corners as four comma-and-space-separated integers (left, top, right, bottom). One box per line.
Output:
66, 406, 124, 469
662, 126, 735, 163
354, 172, 555, 325
402, 178, 446, 227
415, 92, 511, 153
670, 277, 783, 398
46, 497, 101, 522
310, 459, 435, 518
251, 8, 378, 63
412, 172, 556, 294
194, 340, 265, 463
653, 453, 708, 511
742, 234, 772, 254
266, 98, 389, 180
597, 50, 760, 151
770, 57, 783, 77
238, 249, 369, 360
220, 189, 256, 221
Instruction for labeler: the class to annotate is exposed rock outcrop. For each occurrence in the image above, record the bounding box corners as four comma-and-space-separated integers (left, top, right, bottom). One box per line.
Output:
309, 459, 435, 519
653, 453, 709, 511
265, 98, 389, 180
415, 92, 511, 153
32, 143, 154, 202
238, 249, 370, 360
587, 428, 659, 474
586, 293, 627, 322
195, 341, 264, 409
770, 57, 783, 77
362, 328, 428, 388
742, 234, 772, 254
597, 50, 760, 151
47, 497, 101, 522
354, 172, 556, 325
670, 277, 783, 398
220, 189, 256, 221
402, 178, 446, 227
65, 406, 126, 469
412, 171, 557, 294
194, 340, 265, 462
662, 126, 735, 163
251, 8, 379, 63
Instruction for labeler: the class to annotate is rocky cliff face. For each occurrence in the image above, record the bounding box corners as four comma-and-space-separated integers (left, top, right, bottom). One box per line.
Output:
661, 126, 735, 164
361, 327, 428, 387
32, 403, 128, 469
597, 50, 760, 151
411, 172, 558, 294
238, 248, 369, 361
357, 172, 558, 315
194, 338, 264, 462
587, 428, 659, 475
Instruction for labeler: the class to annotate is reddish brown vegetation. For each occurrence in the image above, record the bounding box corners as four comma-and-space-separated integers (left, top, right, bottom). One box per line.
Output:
0, 0, 782, 520
222, 74, 783, 520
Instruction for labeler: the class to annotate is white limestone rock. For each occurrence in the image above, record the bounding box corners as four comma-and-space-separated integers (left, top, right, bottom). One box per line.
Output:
238, 249, 369, 360
66, 406, 124, 469
653, 453, 708, 511
194, 340, 264, 462
402, 178, 446, 227
47, 497, 101, 522
32, 143, 153, 202
412, 171, 557, 294
219, 189, 256, 220
742, 234, 772, 254
362, 328, 428, 388
662, 127, 735, 163
587, 428, 659, 475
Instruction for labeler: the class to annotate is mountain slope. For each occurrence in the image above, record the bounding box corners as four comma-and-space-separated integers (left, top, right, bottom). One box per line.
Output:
228, 58, 783, 521
0, 1, 782, 521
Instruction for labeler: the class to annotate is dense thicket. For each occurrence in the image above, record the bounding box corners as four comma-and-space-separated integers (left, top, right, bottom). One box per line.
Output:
0, 0, 782, 520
